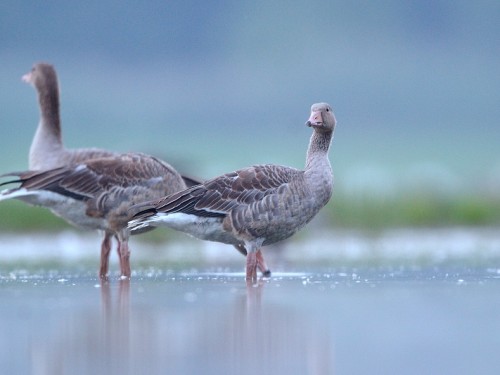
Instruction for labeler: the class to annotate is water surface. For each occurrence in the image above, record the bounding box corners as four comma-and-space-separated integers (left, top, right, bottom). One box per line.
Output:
1, 265, 499, 375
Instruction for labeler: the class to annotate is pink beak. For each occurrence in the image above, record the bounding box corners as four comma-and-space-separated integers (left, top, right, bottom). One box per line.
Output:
21, 72, 32, 83
307, 110, 323, 126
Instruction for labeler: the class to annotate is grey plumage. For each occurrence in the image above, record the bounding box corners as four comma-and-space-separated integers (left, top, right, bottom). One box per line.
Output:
1, 153, 189, 278
22, 61, 198, 187
129, 103, 336, 281
8, 62, 201, 277
23, 62, 117, 170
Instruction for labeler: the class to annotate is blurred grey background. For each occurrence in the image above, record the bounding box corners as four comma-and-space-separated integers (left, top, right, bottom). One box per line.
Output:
1, 0, 499, 199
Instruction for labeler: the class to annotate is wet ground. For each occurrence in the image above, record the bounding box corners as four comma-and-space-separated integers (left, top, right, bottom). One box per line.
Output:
1, 229, 500, 374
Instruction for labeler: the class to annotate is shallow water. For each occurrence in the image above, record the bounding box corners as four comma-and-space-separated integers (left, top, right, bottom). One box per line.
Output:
1, 266, 500, 375
1, 229, 500, 374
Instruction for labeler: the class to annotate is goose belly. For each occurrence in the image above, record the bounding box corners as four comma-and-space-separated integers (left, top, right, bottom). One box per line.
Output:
2, 189, 106, 230
147, 213, 237, 245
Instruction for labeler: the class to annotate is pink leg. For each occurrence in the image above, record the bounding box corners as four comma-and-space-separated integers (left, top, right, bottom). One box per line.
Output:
100, 233, 113, 279
246, 251, 258, 282
119, 241, 131, 279
235, 244, 271, 277
116, 237, 123, 276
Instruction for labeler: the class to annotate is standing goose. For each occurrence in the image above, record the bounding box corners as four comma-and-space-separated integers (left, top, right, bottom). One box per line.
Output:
12, 62, 204, 277
128, 103, 336, 281
22, 62, 116, 170
0, 153, 190, 278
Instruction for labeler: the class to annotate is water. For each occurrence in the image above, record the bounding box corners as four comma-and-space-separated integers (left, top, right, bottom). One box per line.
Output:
1, 265, 500, 375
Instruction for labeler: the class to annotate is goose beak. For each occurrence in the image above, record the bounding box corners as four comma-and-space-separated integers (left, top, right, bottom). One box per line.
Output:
21, 72, 32, 83
306, 110, 323, 127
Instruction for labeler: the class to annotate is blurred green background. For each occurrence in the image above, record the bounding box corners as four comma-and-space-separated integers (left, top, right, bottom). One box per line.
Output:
1, 0, 499, 232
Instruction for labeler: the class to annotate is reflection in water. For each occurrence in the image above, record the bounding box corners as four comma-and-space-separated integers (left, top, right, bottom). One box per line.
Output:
100, 280, 130, 374
211, 282, 333, 375
30, 280, 133, 375
28, 277, 333, 375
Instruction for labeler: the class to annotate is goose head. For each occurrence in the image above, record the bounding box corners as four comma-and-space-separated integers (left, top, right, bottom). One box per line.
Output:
306, 102, 336, 133
22, 63, 58, 93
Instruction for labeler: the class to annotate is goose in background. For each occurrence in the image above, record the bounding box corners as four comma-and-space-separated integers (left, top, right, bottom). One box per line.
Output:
22, 62, 117, 170
1, 153, 191, 278
4, 62, 202, 277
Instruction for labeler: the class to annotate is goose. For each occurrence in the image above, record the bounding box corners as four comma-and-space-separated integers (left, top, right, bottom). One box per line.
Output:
13, 62, 206, 277
22, 62, 117, 170
128, 103, 336, 281
0, 153, 193, 278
